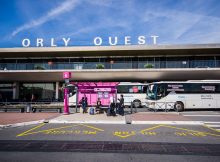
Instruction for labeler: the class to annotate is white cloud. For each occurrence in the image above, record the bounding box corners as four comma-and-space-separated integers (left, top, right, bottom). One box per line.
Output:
142, 7, 220, 44
142, 9, 202, 38
87, 0, 113, 6
10, 0, 80, 37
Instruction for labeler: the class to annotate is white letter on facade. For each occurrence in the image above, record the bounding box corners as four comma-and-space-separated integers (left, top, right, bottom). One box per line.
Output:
63, 38, 70, 46
124, 36, 131, 45
22, 39, 30, 47
151, 35, 159, 44
138, 36, 146, 45
94, 37, 102, 46
109, 37, 118, 45
51, 38, 57, 47
36, 38, 43, 47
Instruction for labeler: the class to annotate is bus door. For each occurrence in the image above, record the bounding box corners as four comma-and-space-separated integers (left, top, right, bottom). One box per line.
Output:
155, 84, 167, 109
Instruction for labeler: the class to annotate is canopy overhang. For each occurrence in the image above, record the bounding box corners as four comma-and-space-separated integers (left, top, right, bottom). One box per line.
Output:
0, 69, 219, 82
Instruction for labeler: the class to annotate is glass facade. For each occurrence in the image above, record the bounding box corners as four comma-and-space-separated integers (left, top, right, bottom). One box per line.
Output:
0, 83, 13, 102
19, 83, 56, 102
0, 56, 219, 70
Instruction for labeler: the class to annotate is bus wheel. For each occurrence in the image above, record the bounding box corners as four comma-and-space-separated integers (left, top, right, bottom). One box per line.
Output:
132, 99, 141, 108
174, 102, 184, 112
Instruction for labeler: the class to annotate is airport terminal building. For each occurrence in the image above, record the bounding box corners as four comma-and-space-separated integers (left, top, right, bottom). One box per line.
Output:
0, 44, 220, 102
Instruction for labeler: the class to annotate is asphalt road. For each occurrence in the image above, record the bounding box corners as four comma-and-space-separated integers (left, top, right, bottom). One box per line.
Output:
0, 110, 220, 162
1, 152, 220, 162
1, 123, 220, 143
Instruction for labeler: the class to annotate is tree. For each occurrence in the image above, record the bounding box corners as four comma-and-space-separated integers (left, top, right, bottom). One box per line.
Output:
144, 63, 154, 68
96, 64, 105, 69
34, 65, 45, 70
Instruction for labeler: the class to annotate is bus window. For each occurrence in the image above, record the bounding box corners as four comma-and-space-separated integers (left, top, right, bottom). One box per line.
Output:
118, 85, 142, 93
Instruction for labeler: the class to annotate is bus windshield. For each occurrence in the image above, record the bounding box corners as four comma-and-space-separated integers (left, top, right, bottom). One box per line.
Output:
146, 83, 166, 100
146, 84, 157, 100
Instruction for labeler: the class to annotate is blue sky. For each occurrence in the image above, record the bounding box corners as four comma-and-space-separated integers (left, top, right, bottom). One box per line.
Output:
0, 0, 220, 47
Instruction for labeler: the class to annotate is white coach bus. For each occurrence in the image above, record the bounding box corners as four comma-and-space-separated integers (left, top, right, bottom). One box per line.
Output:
117, 82, 148, 108
146, 80, 220, 111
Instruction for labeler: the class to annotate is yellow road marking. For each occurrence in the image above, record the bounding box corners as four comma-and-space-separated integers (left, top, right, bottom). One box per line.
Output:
17, 124, 81, 137
78, 123, 104, 132
141, 131, 157, 136
17, 123, 104, 137
17, 123, 45, 137
175, 132, 187, 136
43, 130, 98, 135
17, 125, 76, 137
140, 124, 165, 133
203, 124, 220, 133
162, 125, 220, 137
113, 131, 136, 138
139, 124, 220, 137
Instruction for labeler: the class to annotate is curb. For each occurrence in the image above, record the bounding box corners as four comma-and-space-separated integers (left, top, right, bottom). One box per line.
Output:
131, 121, 204, 125
0, 120, 45, 129
49, 120, 126, 124
132, 112, 180, 115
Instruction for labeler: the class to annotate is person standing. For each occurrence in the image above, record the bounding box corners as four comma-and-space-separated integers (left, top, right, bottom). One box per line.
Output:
81, 97, 87, 114
96, 98, 102, 113
108, 95, 116, 116
118, 94, 124, 116
85, 96, 88, 108
109, 96, 113, 107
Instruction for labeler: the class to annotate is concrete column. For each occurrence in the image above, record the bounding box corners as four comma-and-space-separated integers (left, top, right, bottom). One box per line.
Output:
55, 82, 59, 100
13, 82, 19, 100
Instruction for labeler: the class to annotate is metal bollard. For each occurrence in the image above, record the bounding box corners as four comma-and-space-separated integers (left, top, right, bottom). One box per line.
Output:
26, 103, 31, 113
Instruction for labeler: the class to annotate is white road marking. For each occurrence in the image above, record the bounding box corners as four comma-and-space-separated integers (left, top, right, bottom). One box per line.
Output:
205, 124, 220, 128
183, 115, 220, 117
132, 121, 204, 125
204, 122, 220, 124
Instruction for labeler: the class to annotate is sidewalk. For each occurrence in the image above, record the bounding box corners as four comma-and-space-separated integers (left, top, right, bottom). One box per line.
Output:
0, 113, 60, 128
49, 113, 126, 124
48, 111, 203, 125
0, 111, 205, 128
130, 112, 203, 125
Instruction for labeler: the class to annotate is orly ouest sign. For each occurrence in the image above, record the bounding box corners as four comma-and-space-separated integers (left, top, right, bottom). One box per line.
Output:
21, 35, 159, 47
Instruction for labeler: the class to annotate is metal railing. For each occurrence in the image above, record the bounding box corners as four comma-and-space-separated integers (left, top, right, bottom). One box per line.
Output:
0, 101, 63, 113
0, 60, 219, 70
147, 102, 175, 112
